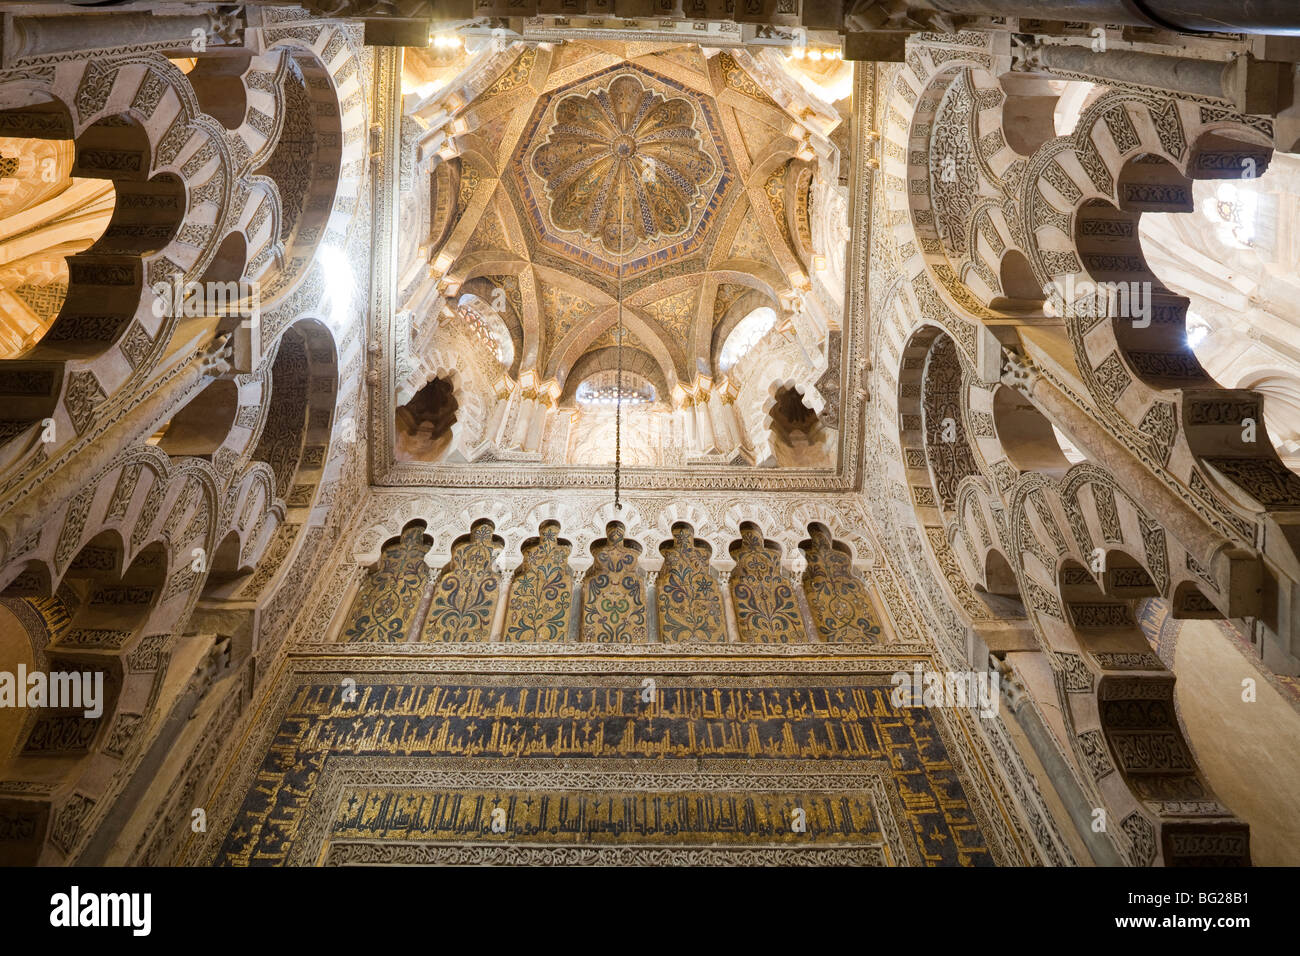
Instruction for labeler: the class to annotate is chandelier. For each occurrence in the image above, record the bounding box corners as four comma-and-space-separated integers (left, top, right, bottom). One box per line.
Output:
613, 187, 626, 511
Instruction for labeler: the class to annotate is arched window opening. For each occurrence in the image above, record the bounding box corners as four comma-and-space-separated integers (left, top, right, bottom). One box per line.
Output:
992, 385, 1077, 477
0, 113, 120, 357
250, 329, 312, 498
920, 334, 980, 516
575, 370, 656, 406
997, 73, 1063, 156
396, 375, 458, 461
150, 378, 239, 459
1140, 147, 1300, 475
977, 549, 1027, 618
768, 384, 829, 467
252, 49, 341, 279
1051, 80, 1098, 138
457, 292, 514, 369
197, 531, 251, 602
341, 522, 432, 643
718, 306, 776, 373
992, 249, 1046, 314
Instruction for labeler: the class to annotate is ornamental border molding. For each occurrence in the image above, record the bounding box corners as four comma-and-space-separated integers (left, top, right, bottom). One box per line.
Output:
290, 756, 911, 868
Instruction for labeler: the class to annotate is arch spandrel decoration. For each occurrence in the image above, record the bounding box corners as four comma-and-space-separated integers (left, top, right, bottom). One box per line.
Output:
422, 519, 502, 643
581, 521, 646, 644
341, 523, 430, 643
656, 522, 724, 643
800, 525, 884, 643
729, 522, 803, 644
503, 520, 572, 643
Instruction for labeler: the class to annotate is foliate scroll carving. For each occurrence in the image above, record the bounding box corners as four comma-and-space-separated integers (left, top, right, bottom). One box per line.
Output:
1094, 485, 1122, 543
729, 526, 803, 643
1068, 603, 1133, 628
1093, 652, 1164, 671
1025, 580, 1062, 620
656, 525, 724, 643
1093, 353, 1131, 403
1150, 100, 1186, 161
341, 525, 430, 643
1139, 517, 1169, 594
922, 336, 978, 514
1055, 652, 1093, 693
504, 522, 573, 643
422, 520, 502, 643
928, 72, 977, 259
49, 794, 95, 855
800, 526, 883, 643
1137, 401, 1177, 465
65, 371, 106, 434
581, 523, 647, 644
54, 489, 94, 571
1204, 457, 1300, 507
1121, 811, 1156, 866
1077, 729, 1114, 780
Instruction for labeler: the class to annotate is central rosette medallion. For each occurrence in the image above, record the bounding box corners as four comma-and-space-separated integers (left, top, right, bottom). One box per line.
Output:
531, 74, 716, 255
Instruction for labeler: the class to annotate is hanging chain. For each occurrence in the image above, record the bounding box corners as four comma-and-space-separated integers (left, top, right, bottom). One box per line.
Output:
614, 184, 625, 511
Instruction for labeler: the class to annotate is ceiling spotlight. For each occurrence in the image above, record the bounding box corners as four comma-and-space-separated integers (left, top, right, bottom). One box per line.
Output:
808, 49, 822, 61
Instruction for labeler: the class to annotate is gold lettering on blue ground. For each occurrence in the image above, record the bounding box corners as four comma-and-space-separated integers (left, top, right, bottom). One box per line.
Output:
331, 788, 882, 845
217, 677, 992, 866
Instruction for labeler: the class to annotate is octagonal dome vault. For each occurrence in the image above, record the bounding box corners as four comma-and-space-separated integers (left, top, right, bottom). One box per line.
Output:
511, 63, 734, 279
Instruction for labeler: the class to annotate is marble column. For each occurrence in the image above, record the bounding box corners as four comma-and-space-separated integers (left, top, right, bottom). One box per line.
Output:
567, 568, 587, 642
644, 571, 659, 643
717, 571, 741, 643
1015, 40, 1233, 102
790, 570, 821, 643
488, 568, 514, 641
694, 394, 718, 453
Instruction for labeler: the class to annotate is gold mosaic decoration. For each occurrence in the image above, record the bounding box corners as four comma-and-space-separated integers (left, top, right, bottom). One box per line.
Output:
729, 525, 805, 643
482, 48, 537, 100
341, 524, 430, 643
581, 522, 647, 643
729, 207, 774, 264
717, 52, 780, 110
421, 520, 503, 642
801, 526, 884, 642
543, 284, 601, 346
531, 74, 716, 254
656, 523, 726, 642
503, 521, 573, 642
641, 287, 696, 341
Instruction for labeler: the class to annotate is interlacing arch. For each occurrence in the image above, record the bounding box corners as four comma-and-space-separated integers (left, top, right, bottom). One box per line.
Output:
876, 32, 1300, 863
0, 23, 365, 864
0, 26, 359, 488
890, 36, 1300, 550
1019, 91, 1300, 529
